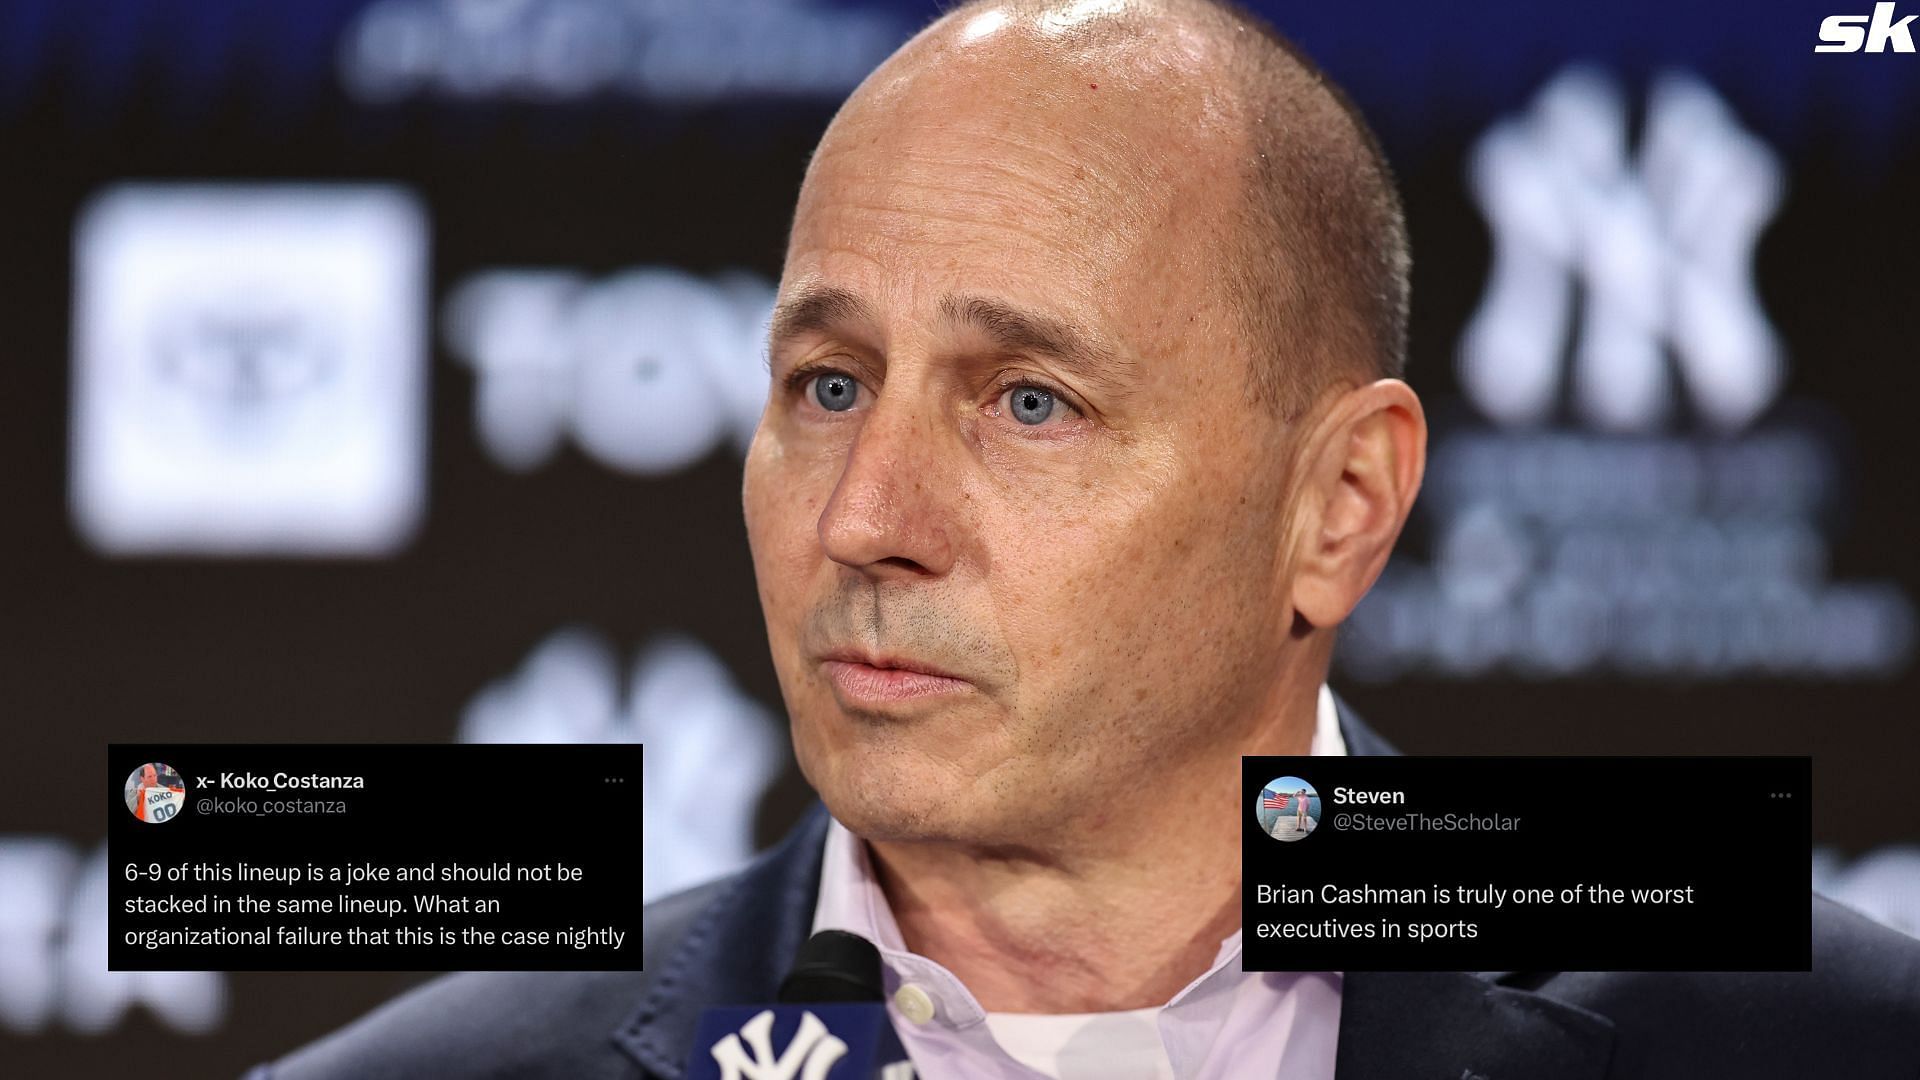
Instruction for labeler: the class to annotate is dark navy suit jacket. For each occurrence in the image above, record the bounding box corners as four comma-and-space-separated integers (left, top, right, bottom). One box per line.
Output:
254, 692, 1920, 1079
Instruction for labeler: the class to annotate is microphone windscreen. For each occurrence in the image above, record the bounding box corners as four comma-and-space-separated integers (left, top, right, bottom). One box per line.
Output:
779, 929, 886, 1004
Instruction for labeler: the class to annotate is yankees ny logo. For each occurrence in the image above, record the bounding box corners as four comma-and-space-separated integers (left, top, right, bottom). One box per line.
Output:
1457, 67, 1785, 433
710, 1010, 849, 1080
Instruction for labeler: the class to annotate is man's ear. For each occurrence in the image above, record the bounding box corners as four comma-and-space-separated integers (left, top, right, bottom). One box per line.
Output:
1287, 379, 1427, 630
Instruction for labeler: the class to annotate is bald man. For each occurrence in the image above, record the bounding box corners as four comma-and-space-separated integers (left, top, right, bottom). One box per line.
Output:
255, 1, 1920, 1078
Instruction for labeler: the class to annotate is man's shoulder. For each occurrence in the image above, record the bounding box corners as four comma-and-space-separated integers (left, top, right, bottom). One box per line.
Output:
248, 877, 738, 1080
1542, 892, 1920, 1009
1523, 895, 1920, 1076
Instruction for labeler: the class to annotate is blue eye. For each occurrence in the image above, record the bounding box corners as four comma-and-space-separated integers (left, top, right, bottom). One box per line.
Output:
1003, 384, 1058, 425
811, 372, 860, 412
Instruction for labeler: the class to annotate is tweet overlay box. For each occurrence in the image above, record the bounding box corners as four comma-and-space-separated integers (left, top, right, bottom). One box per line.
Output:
1242, 756, 1810, 972
108, 744, 642, 970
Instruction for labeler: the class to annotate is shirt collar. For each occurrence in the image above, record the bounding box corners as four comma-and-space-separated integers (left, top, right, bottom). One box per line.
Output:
1309, 680, 1347, 757
810, 683, 1346, 1027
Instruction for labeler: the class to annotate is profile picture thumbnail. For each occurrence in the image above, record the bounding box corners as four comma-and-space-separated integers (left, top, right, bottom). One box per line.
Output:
1257, 776, 1320, 842
125, 762, 187, 823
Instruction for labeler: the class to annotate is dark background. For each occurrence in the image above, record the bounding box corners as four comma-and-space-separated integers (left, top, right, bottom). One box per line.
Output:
2, 0, 1916, 1076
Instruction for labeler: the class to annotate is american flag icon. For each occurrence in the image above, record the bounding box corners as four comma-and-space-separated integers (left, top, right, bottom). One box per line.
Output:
1263, 791, 1290, 810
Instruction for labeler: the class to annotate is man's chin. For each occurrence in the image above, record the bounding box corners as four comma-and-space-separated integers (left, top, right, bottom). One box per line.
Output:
825, 800, 947, 845
806, 757, 1006, 846
792, 712, 1048, 843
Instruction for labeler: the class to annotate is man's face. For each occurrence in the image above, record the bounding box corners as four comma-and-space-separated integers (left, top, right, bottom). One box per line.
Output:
744, 21, 1302, 848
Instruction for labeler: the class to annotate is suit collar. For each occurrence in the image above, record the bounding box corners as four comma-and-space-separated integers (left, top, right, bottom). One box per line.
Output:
614, 803, 832, 1079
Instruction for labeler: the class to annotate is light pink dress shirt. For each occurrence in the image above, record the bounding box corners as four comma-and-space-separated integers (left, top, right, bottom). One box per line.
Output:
808, 684, 1348, 1080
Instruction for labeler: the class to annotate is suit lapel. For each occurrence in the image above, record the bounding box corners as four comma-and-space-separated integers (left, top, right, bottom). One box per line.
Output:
614, 805, 832, 1079
1336, 971, 1614, 1080
1329, 687, 1399, 757
1325, 695, 1615, 1078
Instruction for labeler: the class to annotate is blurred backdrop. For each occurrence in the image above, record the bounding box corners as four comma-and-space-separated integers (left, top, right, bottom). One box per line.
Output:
2, 0, 1917, 1075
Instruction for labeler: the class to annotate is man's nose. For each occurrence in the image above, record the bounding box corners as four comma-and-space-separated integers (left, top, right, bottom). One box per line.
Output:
816, 392, 956, 579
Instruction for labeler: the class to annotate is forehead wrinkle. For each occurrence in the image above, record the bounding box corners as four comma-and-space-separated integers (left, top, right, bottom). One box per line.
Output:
939, 293, 1134, 395
799, 193, 1115, 303
807, 126, 1152, 236
807, 200, 1108, 287
795, 149, 1169, 304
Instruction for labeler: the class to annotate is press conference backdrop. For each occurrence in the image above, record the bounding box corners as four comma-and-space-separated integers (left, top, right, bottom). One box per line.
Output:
2, 0, 1917, 1075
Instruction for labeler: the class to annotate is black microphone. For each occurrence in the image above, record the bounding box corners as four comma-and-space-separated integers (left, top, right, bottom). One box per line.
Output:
686, 930, 917, 1079
780, 929, 887, 1003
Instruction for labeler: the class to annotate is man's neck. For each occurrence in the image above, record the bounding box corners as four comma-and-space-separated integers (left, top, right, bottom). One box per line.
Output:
864, 679, 1325, 1014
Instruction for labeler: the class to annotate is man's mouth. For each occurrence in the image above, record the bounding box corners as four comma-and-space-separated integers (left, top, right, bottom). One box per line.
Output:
819, 650, 974, 703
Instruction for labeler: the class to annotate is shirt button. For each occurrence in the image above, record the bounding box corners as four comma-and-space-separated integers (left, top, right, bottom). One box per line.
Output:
893, 983, 936, 1025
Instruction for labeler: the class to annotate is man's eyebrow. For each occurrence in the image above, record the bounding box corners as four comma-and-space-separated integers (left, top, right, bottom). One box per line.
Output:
939, 293, 1130, 388
766, 284, 878, 356
766, 285, 1133, 393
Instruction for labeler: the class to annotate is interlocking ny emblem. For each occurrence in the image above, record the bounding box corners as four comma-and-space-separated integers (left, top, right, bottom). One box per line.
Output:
1458, 67, 1785, 433
710, 1010, 849, 1080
